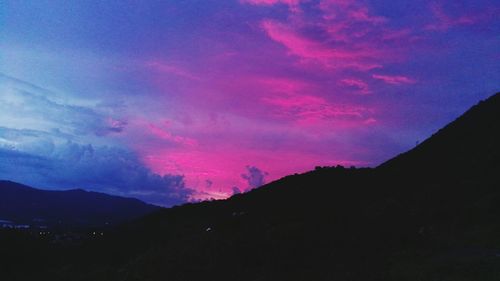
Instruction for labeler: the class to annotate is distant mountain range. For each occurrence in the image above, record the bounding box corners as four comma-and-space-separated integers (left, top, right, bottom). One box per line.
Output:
2, 92, 500, 281
0, 180, 160, 228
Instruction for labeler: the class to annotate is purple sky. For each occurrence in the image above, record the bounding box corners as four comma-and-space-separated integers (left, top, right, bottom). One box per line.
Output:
0, 0, 499, 205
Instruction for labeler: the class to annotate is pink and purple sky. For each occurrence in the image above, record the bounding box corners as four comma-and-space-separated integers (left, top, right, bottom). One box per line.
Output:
0, 0, 499, 205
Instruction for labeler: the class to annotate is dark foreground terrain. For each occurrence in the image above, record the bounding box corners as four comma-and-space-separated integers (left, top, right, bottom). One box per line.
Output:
1, 92, 500, 281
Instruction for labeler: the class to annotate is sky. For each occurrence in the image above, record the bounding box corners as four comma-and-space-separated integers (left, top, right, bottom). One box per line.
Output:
0, 0, 499, 206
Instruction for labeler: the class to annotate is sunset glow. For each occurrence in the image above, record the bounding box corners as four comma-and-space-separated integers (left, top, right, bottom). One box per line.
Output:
1, 0, 499, 205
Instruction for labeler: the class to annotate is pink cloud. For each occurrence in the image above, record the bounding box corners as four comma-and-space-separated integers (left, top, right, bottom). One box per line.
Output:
348, 7, 387, 24
148, 123, 198, 147
319, 0, 383, 22
121, 93, 378, 201
140, 143, 366, 201
241, 0, 302, 12
363, 118, 377, 125
380, 28, 418, 43
145, 61, 200, 80
242, 0, 300, 5
261, 92, 372, 127
318, 0, 353, 10
119, 1, 427, 202
340, 78, 371, 95
105, 117, 127, 133
260, 20, 382, 70
424, 3, 499, 31
372, 74, 416, 85
251, 0, 416, 73
254, 77, 309, 94
261, 20, 336, 60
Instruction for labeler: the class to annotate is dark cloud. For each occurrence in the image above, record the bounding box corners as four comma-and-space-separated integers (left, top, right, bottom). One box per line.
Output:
205, 179, 213, 189
241, 165, 268, 190
0, 140, 192, 207
105, 118, 128, 133
231, 186, 242, 195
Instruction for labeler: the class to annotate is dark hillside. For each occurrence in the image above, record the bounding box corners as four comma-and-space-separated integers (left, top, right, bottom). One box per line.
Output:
379, 92, 500, 181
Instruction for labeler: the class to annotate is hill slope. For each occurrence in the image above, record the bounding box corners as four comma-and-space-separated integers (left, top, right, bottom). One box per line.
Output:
0, 180, 160, 228
379, 92, 500, 180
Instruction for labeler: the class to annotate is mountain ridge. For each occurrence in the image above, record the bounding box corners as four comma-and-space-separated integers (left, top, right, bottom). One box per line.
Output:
0, 180, 160, 228
379, 92, 500, 180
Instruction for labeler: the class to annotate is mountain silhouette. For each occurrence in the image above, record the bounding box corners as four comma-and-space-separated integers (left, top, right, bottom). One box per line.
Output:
0, 180, 160, 228
380, 92, 500, 180
3, 92, 500, 281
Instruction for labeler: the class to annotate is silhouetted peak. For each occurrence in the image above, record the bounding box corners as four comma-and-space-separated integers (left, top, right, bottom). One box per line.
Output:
378, 92, 500, 180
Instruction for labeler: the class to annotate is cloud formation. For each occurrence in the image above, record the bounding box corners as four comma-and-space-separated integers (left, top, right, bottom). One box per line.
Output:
0, 76, 192, 206
241, 166, 269, 190
372, 74, 416, 85
424, 2, 497, 31
0, 0, 499, 203
0, 73, 128, 138
260, 19, 382, 70
0, 129, 191, 206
